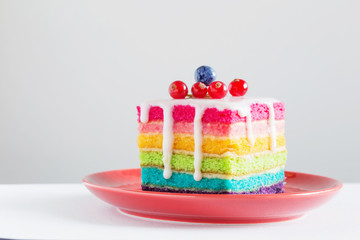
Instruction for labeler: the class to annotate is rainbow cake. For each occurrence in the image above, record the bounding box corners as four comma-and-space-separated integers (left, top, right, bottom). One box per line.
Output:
137, 66, 287, 194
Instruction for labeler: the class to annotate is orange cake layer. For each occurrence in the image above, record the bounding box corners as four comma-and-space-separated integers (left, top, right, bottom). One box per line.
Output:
137, 133, 286, 155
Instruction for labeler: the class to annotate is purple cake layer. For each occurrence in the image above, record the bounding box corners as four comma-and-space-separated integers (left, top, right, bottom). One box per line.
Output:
142, 181, 285, 194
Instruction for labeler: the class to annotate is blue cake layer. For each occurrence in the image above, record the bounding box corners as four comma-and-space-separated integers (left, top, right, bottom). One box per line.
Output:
141, 167, 285, 193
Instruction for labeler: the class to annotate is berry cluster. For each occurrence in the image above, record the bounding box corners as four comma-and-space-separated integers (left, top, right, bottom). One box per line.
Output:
168, 66, 248, 99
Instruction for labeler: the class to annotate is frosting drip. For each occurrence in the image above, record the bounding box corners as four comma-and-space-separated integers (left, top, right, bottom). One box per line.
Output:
139, 97, 280, 181
263, 101, 277, 151
193, 106, 205, 181
160, 104, 174, 179
139, 103, 150, 123
235, 106, 254, 147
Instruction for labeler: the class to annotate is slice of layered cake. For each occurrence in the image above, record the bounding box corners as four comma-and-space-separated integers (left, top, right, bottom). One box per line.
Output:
137, 97, 286, 194
137, 66, 286, 194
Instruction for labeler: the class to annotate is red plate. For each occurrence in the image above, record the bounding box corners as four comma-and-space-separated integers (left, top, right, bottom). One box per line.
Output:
83, 169, 342, 224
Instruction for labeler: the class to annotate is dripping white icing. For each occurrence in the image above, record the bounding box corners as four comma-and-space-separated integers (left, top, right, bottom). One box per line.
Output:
138, 97, 280, 180
264, 101, 277, 151
245, 113, 255, 147
160, 104, 174, 179
139, 103, 150, 123
193, 106, 205, 181
235, 105, 254, 147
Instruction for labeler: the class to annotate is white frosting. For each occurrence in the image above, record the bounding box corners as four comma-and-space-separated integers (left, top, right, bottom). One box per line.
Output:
159, 104, 174, 179
193, 106, 205, 181
173, 165, 285, 180
139, 97, 280, 181
235, 106, 254, 147
139, 147, 287, 158
139, 103, 150, 123
265, 101, 277, 151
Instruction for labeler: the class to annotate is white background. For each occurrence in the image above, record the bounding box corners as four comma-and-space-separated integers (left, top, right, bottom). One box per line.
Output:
1, 0, 359, 183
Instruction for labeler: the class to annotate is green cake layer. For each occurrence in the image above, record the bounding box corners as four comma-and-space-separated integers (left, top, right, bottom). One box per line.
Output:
140, 150, 287, 176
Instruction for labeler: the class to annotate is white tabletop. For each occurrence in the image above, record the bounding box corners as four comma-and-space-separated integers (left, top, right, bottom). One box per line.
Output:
0, 183, 359, 240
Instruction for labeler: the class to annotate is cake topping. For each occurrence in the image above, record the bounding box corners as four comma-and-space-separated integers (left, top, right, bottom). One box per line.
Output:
169, 81, 188, 99
208, 81, 228, 99
191, 82, 208, 98
169, 66, 248, 99
194, 65, 216, 86
229, 79, 248, 96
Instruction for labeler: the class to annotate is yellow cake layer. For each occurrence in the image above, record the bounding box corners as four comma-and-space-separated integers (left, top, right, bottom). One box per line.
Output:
137, 133, 286, 155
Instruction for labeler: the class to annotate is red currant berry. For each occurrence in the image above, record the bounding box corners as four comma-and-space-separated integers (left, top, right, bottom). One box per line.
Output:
191, 82, 208, 98
208, 81, 227, 99
169, 81, 188, 99
229, 79, 248, 96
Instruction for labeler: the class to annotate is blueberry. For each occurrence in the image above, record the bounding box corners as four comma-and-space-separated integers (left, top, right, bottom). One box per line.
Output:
194, 66, 216, 86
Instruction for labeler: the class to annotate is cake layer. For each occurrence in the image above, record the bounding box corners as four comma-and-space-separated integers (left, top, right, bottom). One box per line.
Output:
141, 167, 285, 193
138, 134, 286, 155
142, 181, 285, 194
139, 120, 285, 137
140, 150, 287, 176
137, 102, 285, 124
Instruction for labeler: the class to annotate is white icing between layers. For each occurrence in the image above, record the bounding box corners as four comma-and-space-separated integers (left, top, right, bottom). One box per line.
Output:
139, 146, 287, 158
139, 97, 279, 181
170, 165, 285, 180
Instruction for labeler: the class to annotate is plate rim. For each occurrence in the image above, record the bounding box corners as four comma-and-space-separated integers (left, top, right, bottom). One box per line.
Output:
83, 168, 343, 199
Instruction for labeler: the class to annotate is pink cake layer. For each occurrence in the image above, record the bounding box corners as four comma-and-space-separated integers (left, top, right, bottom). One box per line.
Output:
137, 102, 285, 124
139, 120, 285, 137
